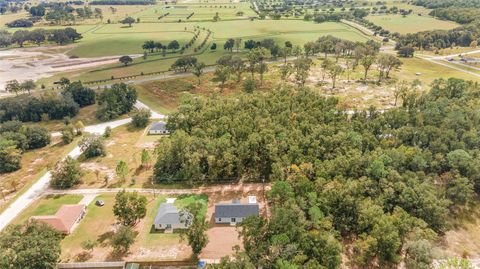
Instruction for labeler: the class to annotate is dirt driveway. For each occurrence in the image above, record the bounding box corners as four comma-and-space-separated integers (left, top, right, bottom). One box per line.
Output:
200, 185, 268, 260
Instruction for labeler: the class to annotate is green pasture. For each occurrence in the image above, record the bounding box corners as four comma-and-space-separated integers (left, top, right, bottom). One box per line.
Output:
36, 20, 369, 85
198, 20, 368, 42
367, 13, 459, 34
134, 2, 255, 22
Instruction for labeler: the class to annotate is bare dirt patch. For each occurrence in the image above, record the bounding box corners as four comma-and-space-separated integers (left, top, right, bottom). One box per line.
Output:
200, 184, 268, 259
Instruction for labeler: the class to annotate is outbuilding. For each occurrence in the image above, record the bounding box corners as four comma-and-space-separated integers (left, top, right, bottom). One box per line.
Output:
149, 121, 170, 135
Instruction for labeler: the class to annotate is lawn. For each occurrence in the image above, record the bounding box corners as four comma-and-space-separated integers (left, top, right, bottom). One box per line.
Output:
12, 194, 83, 225
367, 13, 459, 34
61, 193, 206, 262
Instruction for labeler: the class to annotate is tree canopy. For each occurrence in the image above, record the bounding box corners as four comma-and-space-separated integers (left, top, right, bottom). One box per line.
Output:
155, 77, 480, 267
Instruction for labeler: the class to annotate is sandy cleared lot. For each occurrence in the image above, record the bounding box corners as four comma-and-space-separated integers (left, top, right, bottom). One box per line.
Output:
200, 185, 268, 260
0, 46, 140, 91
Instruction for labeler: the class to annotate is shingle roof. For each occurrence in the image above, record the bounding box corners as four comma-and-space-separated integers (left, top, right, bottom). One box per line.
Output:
154, 203, 191, 225
150, 122, 168, 132
215, 203, 259, 218
31, 204, 85, 234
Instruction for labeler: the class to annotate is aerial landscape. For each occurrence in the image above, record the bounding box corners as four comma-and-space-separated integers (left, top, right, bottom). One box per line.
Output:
2, 0, 480, 268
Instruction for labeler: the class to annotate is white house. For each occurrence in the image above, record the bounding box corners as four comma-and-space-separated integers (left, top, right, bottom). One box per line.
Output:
214, 197, 259, 225
149, 122, 170, 135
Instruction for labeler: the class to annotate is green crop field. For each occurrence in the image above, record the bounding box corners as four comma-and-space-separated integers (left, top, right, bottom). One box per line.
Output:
367, 14, 459, 34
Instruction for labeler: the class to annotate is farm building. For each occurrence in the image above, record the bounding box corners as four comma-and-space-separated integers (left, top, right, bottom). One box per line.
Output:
153, 203, 192, 231
149, 121, 170, 135
215, 197, 259, 225
31, 204, 86, 234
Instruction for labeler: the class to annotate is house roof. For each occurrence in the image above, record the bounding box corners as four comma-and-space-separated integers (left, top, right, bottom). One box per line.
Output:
31, 204, 85, 233
215, 203, 259, 218
150, 122, 168, 132
154, 203, 191, 225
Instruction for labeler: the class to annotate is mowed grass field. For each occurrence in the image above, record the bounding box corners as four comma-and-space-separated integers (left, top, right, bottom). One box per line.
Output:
367, 14, 459, 34
134, 2, 256, 22
60, 20, 368, 57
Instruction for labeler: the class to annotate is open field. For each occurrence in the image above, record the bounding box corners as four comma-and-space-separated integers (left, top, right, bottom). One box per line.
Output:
133, 2, 255, 22
78, 124, 159, 189
31, 20, 368, 85
367, 14, 459, 34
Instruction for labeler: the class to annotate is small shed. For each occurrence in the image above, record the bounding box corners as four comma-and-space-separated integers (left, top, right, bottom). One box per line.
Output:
149, 121, 169, 135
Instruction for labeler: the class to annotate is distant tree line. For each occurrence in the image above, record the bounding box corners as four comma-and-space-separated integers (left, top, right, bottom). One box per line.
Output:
11, 2, 103, 26
395, 21, 480, 51
413, 0, 480, 8
90, 0, 155, 5
430, 7, 480, 24
0, 27, 82, 48
0, 93, 79, 123
5, 18, 34, 27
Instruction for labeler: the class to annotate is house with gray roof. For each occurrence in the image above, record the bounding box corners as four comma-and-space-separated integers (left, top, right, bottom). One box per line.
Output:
215, 198, 259, 225
149, 121, 169, 135
153, 203, 192, 231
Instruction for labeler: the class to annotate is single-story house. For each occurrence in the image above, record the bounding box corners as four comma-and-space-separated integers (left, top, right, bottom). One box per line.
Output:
153, 203, 192, 231
31, 204, 86, 234
215, 197, 259, 224
149, 122, 170, 135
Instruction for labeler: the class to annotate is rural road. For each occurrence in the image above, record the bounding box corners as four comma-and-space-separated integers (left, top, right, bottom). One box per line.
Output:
0, 101, 165, 231
45, 183, 270, 196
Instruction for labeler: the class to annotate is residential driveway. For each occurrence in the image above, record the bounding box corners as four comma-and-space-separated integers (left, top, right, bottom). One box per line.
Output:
79, 194, 97, 206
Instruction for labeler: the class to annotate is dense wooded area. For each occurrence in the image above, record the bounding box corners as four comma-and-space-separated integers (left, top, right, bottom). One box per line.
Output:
156, 78, 480, 268
395, 21, 480, 50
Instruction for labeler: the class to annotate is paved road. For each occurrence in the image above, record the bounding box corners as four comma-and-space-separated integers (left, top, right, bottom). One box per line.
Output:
0, 102, 165, 231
